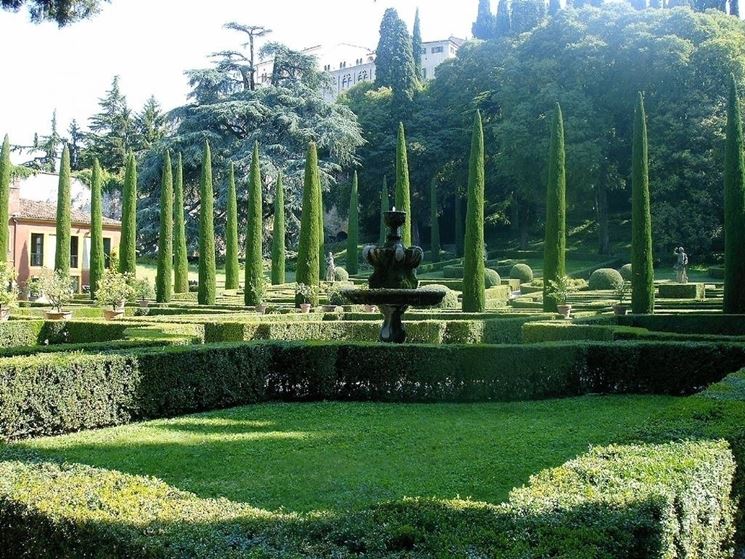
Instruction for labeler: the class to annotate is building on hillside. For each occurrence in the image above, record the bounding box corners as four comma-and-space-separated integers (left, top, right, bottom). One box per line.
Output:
7, 177, 121, 292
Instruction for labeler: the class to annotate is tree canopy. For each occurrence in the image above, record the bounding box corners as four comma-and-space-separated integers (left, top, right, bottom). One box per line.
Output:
1, 0, 108, 26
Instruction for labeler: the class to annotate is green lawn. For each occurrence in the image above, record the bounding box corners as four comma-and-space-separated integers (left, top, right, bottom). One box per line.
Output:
16, 396, 677, 513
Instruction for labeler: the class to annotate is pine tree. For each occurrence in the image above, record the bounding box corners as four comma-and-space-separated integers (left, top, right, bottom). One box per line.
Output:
86, 75, 132, 173
724, 75, 745, 313
472, 0, 496, 40
54, 145, 71, 275
0, 136, 10, 264
155, 151, 173, 303
244, 143, 264, 306
379, 176, 389, 245
542, 104, 567, 312
395, 123, 413, 246
224, 162, 240, 290
631, 92, 655, 314
198, 140, 216, 305
412, 8, 423, 81
430, 178, 441, 263
731, 0, 740, 17
375, 8, 418, 103
454, 190, 464, 257
295, 142, 321, 305
347, 171, 360, 275
173, 153, 189, 293
118, 152, 137, 275
462, 111, 486, 312
89, 158, 105, 299
496, 0, 512, 36
271, 172, 286, 285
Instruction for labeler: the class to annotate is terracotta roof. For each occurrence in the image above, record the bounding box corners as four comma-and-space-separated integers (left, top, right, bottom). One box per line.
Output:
15, 199, 120, 227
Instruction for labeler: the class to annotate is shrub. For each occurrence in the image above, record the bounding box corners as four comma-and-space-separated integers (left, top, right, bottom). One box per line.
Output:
420, 284, 458, 309
95, 270, 134, 309
510, 263, 533, 283
333, 267, 349, 282
484, 268, 501, 288
589, 268, 624, 290
658, 282, 705, 300
40, 271, 73, 312
442, 264, 464, 278
619, 263, 632, 281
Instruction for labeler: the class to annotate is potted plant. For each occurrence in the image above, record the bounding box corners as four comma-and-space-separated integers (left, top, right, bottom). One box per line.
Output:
547, 275, 575, 319
131, 278, 154, 308
248, 277, 268, 314
24, 275, 45, 302
323, 287, 347, 312
41, 271, 74, 320
295, 283, 317, 313
0, 265, 18, 321
613, 281, 630, 316
96, 270, 134, 320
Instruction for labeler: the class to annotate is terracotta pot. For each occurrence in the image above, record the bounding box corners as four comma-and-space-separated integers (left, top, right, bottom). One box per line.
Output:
44, 310, 72, 321
104, 308, 125, 320
556, 304, 572, 319
256, 304, 267, 314
299, 303, 312, 314
612, 304, 628, 317
0, 308, 10, 321
138, 300, 149, 308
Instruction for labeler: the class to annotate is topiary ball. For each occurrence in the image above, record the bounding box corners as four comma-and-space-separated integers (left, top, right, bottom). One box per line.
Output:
510, 263, 534, 283
333, 267, 349, 281
589, 268, 624, 290
484, 268, 501, 288
619, 263, 632, 281
420, 284, 459, 309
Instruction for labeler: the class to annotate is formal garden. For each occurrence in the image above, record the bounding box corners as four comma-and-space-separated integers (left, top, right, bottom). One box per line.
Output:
2, 0, 745, 557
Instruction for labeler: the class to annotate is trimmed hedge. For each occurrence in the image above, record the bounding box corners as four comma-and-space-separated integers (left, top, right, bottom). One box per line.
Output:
618, 313, 745, 335
589, 267, 624, 290
0, 320, 132, 348
0, 439, 734, 558
484, 268, 501, 288
657, 282, 706, 300
510, 263, 533, 283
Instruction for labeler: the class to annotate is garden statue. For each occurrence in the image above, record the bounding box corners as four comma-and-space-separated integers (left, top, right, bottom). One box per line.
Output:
325, 252, 336, 283
673, 246, 688, 284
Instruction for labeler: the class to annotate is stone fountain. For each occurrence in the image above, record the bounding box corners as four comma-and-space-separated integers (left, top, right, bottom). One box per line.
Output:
342, 210, 446, 343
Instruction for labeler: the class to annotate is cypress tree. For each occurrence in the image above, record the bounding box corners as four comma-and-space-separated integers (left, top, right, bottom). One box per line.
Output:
296, 142, 321, 305
271, 172, 286, 285
318, 170, 325, 279
462, 111, 486, 312
173, 153, 189, 293
395, 122, 413, 246
549, 0, 562, 15
412, 8, 423, 81
543, 103, 567, 312
89, 158, 105, 299
119, 152, 137, 275
472, 0, 496, 40
375, 8, 418, 102
54, 145, 71, 275
454, 190, 464, 258
198, 140, 216, 305
379, 176, 389, 245
495, 0, 512, 37
0, 136, 11, 264
347, 171, 360, 275
155, 151, 173, 303
430, 178, 441, 263
631, 92, 655, 314
224, 162, 240, 290
244, 143, 264, 306
724, 75, 745, 313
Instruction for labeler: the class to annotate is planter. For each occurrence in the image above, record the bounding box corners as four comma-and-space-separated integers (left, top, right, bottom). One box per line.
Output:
612, 304, 628, 317
44, 310, 72, 321
138, 300, 149, 309
103, 308, 125, 321
363, 304, 378, 313
299, 303, 312, 314
321, 304, 338, 313
556, 304, 572, 319
0, 308, 10, 321
255, 304, 267, 315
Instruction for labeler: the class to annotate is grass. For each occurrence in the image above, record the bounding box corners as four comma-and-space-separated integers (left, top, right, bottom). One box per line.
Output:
15, 395, 678, 514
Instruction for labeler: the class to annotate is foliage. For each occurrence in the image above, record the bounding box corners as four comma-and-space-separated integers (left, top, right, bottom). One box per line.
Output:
333, 267, 349, 282
326, 287, 348, 306
88, 159, 105, 300
95, 270, 134, 309
510, 263, 533, 283
547, 274, 575, 305
430, 178, 441, 262
724, 74, 745, 313
83, 76, 132, 173
53, 146, 71, 275
394, 123, 413, 247
0, 0, 109, 26
118, 153, 137, 275
619, 263, 632, 281
246, 275, 266, 306
379, 176, 389, 245
0, 265, 18, 310
589, 267, 625, 290
40, 271, 73, 312
472, 0, 496, 39
543, 104, 566, 312
295, 144, 321, 306
156, 151, 173, 303
0, 136, 11, 264
131, 277, 154, 302
271, 172, 286, 285
173, 153, 189, 293
412, 8, 423, 81
347, 171, 359, 275
224, 163, 240, 290
484, 268, 501, 288
375, 8, 419, 107
244, 144, 263, 306
463, 111, 485, 312
294, 282, 317, 305
631, 93, 655, 314
198, 141, 216, 305
615, 280, 630, 303
419, 284, 459, 309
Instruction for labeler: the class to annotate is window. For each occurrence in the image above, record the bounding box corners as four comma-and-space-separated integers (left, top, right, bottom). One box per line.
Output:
421, 47, 427, 55
30, 233, 43, 266
70, 235, 79, 269
432, 46, 444, 54
422, 68, 427, 80
103, 238, 112, 269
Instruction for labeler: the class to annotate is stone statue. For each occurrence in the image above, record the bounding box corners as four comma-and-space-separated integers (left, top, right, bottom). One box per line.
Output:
673, 246, 688, 284
325, 252, 336, 282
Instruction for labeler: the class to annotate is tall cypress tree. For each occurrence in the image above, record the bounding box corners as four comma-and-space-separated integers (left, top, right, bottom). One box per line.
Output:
724, 75, 745, 313
0, 136, 11, 264
495, 0, 511, 37
395, 123, 413, 246
379, 176, 389, 245
430, 178, 441, 263
173, 153, 189, 293
198, 140, 216, 305
296, 143, 321, 305
54, 145, 71, 275
224, 162, 240, 290
631, 92, 655, 314
155, 151, 173, 303
543, 104, 567, 312
119, 152, 137, 276
318, 169, 325, 279
454, 190, 464, 258
347, 171, 360, 275
412, 8, 423, 81
271, 172, 286, 285
472, 0, 496, 40
462, 111, 486, 312
244, 143, 264, 306
375, 8, 418, 103
89, 158, 105, 299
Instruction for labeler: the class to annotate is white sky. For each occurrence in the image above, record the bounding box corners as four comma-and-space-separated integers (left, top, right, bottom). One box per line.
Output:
0, 0, 475, 149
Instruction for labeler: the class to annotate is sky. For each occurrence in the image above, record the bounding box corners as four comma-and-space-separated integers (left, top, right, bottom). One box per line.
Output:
0, 0, 475, 151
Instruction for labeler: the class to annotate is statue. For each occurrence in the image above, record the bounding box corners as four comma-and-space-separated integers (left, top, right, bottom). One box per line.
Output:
673, 246, 688, 284
325, 252, 336, 283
